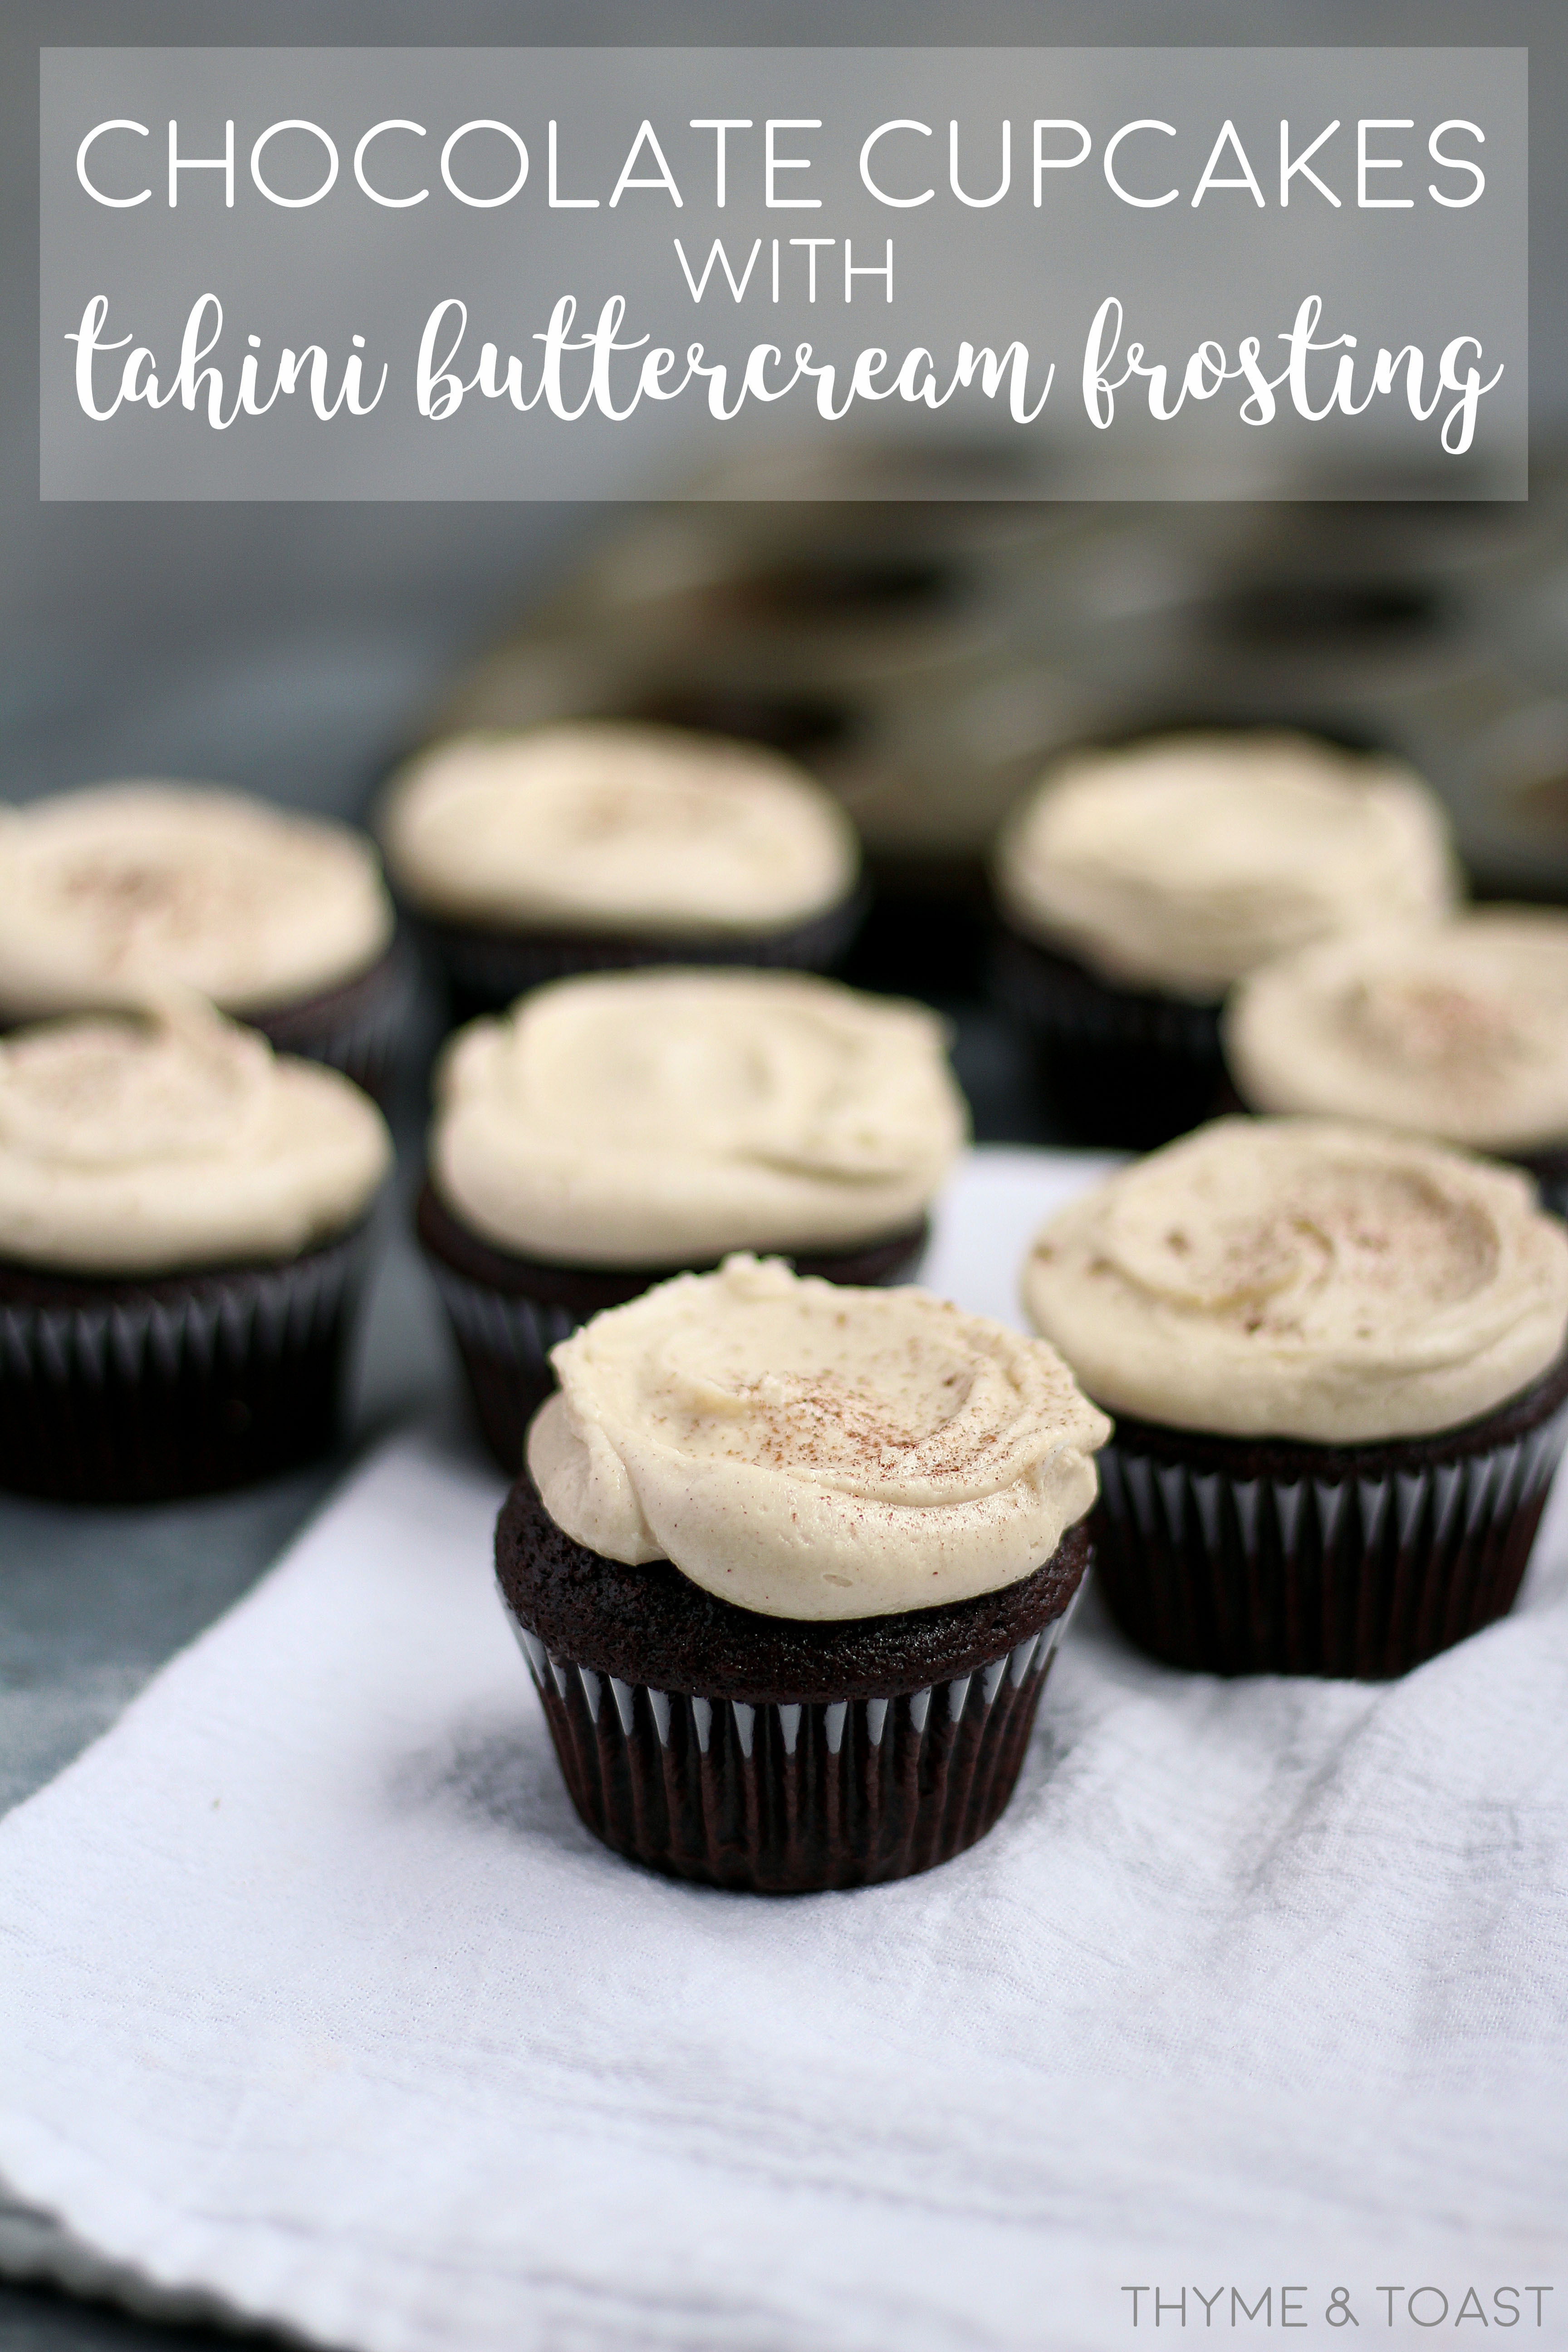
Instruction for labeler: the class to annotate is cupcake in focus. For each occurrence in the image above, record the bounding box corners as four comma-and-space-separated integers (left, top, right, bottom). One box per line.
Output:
498, 1255, 1110, 1891
0, 783, 411, 1099
0, 998, 392, 1502
991, 732, 1458, 1147
419, 967, 968, 1470
1021, 1118, 1568, 1678
1226, 911, 1568, 1217
377, 722, 864, 1015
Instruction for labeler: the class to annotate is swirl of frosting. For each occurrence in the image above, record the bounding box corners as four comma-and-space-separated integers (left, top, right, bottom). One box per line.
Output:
0, 1000, 392, 1274
994, 733, 1457, 1000
1227, 912, 1568, 1154
1022, 1118, 1568, 1443
378, 723, 860, 935
0, 783, 395, 1020
527, 1254, 1111, 1619
431, 969, 968, 1266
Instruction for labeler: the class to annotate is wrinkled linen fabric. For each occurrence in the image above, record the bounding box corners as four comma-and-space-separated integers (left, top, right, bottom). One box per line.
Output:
1, 1150, 1566, 2352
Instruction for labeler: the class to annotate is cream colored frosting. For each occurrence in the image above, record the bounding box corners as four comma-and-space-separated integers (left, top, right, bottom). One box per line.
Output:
378, 723, 860, 935
0, 784, 395, 1019
1227, 911, 1568, 1155
1022, 1118, 1568, 1444
527, 1255, 1110, 1619
432, 970, 967, 1267
0, 999, 392, 1274
995, 733, 1457, 1000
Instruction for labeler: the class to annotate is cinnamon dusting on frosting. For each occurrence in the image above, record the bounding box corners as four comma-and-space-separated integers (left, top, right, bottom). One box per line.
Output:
995, 732, 1456, 999
431, 967, 965, 1264
1023, 1117, 1568, 1443
0, 783, 393, 1018
379, 721, 859, 935
1226, 911, 1568, 1153
527, 1255, 1108, 1620
0, 997, 391, 1274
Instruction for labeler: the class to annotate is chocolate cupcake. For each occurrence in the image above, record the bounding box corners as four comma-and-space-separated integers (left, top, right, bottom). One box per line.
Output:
1225, 911, 1568, 1219
420, 967, 969, 1471
377, 722, 865, 1018
497, 1255, 1110, 1890
991, 732, 1459, 1147
0, 783, 411, 1100
0, 998, 392, 1503
1021, 1118, 1568, 1679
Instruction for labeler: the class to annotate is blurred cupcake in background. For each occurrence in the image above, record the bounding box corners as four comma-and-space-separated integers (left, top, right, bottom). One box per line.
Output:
1021, 1117, 1568, 1680
991, 732, 1460, 1147
0, 783, 410, 1101
378, 721, 865, 1019
1225, 910, 1568, 1217
499, 1254, 1109, 1890
418, 967, 968, 1471
0, 995, 392, 1503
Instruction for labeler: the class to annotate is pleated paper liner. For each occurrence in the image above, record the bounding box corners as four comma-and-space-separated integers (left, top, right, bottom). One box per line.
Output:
247, 931, 419, 1107
416, 1181, 929, 1475
510, 1607, 1079, 1892
1092, 1348, 1568, 1680
0, 1224, 374, 1504
990, 922, 1228, 1149
415, 884, 870, 1025
496, 1480, 1092, 1891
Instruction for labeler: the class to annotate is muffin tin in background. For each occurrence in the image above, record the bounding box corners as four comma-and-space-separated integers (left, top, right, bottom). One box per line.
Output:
411, 499, 1098, 872
401, 473, 1568, 913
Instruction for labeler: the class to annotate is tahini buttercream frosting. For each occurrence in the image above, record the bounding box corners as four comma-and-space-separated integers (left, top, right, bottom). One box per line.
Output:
1227, 912, 1568, 1155
527, 1254, 1111, 1619
995, 734, 1457, 1000
431, 969, 968, 1266
1021, 1118, 1568, 1444
378, 723, 860, 935
0, 1000, 392, 1274
0, 784, 395, 1019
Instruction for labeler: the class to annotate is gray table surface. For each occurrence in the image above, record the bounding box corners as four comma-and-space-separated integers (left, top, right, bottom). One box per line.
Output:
0, 994, 1053, 2351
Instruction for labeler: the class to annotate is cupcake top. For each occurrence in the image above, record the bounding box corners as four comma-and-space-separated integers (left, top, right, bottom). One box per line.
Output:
1022, 1118, 1568, 1445
378, 722, 860, 936
994, 732, 1457, 1000
431, 968, 968, 1266
0, 783, 395, 1020
0, 1000, 392, 1274
1226, 911, 1568, 1156
526, 1254, 1110, 1620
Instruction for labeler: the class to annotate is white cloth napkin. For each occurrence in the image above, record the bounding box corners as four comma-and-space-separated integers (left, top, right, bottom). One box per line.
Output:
3, 1148, 1568, 2352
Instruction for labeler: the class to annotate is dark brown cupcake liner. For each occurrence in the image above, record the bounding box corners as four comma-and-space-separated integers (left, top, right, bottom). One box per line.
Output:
424, 1269, 578, 1473
496, 1468, 1091, 1891
1092, 1351, 1568, 1679
246, 931, 418, 1105
416, 885, 870, 1023
504, 1581, 1083, 1893
1516, 1145, 1568, 1223
0, 1225, 373, 1504
990, 921, 1228, 1149
417, 1181, 930, 1474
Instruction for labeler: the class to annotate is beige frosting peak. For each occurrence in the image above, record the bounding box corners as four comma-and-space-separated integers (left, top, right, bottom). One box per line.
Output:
0, 783, 394, 1019
527, 1254, 1110, 1620
1022, 1118, 1568, 1443
0, 997, 392, 1274
1228, 911, 1568, 1154
378, 722, 860, 934
995, 733, 1457, 1000
432, 969, 967, 1266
